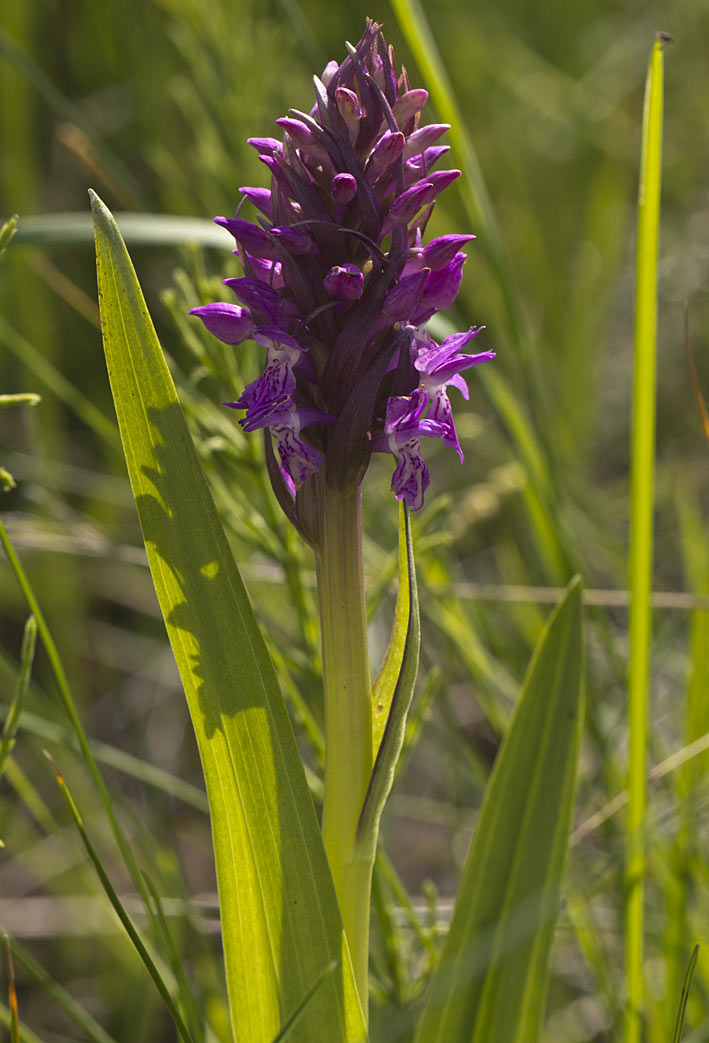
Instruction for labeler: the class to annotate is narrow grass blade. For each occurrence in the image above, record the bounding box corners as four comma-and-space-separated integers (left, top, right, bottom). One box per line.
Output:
0, 519, 159, 933
4, 936, 19, 1043
0, 1004, 41, 1043
356, 503, 420, 861
0, 616, 36, 779
6, 937, 118, 1043
671, 944, 699, 1043
44, 752, 194, 1043
141, 871, 204, 1043
90, 191, 365, 1043
414, 577, 585, 1043
625, 35, 667, 1043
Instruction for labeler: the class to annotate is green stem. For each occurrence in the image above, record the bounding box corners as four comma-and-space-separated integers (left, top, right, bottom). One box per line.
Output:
316, 482, 373, 1018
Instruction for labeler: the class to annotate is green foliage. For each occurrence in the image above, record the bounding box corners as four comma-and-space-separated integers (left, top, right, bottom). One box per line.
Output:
415, 578, 584, 1042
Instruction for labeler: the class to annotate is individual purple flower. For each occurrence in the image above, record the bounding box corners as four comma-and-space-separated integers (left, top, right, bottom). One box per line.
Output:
413, 326, 495, 460
235, 398, 335, 495
371, 389, 448, 510
190, 19, 493, 521
230, 327, 306, 420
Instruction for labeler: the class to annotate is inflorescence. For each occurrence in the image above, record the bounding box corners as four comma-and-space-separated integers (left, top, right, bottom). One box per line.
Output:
190, 19, 494, 516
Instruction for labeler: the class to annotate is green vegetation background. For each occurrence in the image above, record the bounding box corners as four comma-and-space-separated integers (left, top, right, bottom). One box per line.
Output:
1, 0, 708, 1040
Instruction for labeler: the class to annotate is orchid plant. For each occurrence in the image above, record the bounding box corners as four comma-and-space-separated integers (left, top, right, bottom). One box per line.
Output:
188, 20, 495, 1008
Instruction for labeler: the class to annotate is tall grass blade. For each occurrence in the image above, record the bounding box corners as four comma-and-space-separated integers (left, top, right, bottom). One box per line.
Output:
90, 191, 366, 1042
625, 34, 667, 1043
0, 1003, 41, 1043
4, 936, 19, 1043
141, 871, 204, 1043
0, 518, 158, 927
4, 938, 118, 1043
44, 752, 195, 1043
413, 577, 585, 1042
671, 943, 699, 1043
0, 616, 36, 780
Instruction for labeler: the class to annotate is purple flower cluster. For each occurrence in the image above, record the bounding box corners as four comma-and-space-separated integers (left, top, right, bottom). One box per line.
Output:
190, 19, 493, 514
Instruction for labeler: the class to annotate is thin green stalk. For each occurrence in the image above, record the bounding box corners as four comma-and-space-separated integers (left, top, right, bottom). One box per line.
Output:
625, 34, 667, 1043
316, 482, 373, 1017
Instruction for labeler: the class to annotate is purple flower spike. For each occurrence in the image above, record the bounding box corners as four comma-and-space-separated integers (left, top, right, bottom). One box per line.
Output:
189, 302, 255, 345
193, 19, 493, 514
324, 263, 364, 301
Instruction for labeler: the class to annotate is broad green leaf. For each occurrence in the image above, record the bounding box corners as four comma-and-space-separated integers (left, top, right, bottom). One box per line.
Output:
90, 191, 365, 1043
414, 577, 585, 1043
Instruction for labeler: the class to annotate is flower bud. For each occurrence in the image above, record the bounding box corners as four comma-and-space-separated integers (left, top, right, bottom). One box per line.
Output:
323, 263, 365, 301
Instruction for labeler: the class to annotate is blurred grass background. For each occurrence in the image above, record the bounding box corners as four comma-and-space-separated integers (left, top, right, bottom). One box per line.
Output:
1, 0, 708, 1040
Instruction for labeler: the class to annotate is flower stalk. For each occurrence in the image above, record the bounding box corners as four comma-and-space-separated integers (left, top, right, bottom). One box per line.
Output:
315, 478, 373, 1009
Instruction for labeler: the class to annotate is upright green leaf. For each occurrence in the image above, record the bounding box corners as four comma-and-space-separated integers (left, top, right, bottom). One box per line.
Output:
625, 36, 666, 1043
357, 502, 420, 858
414, 577, 585, 1043
90, 191, 365, 1043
